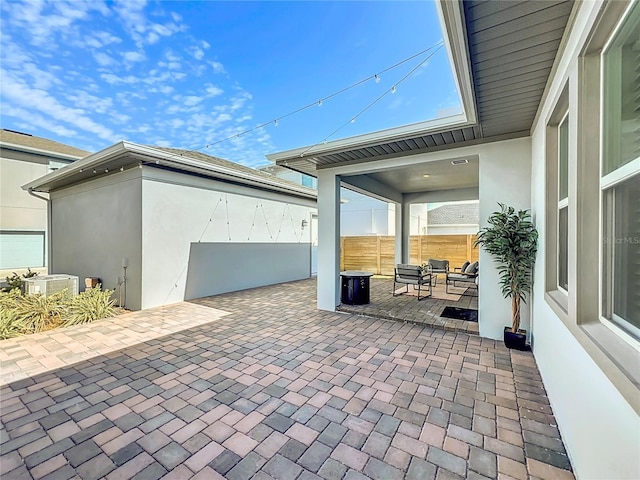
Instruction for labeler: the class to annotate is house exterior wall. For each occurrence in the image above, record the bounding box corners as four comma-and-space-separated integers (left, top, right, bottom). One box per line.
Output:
49, 169, 143, 310
528, 1, 639, 478
478, 137, 532, 339
140, 168, 316, 309
0, 157, 49, 232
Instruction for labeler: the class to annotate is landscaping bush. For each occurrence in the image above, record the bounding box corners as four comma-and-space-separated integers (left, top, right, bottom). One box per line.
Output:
64, 285, 118, 326
14, 290, 70, 334
0, 285, 120, 340
2, 268, 39, 292
0, 290, 26, 339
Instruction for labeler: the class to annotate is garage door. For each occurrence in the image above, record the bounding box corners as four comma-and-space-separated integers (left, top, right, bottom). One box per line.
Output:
0, 231, 45, 269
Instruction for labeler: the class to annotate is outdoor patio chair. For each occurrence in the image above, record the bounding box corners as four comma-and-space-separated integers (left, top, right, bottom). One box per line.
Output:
393, 264, 432, 301
427, 258, 449, 286
445, 261, 479, 295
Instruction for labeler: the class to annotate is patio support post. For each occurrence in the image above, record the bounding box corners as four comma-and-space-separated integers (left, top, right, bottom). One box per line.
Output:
394, 200, 410, 265
317, 170, 341, 311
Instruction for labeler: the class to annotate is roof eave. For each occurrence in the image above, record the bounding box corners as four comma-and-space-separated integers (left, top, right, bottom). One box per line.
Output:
22, 141, 317, 200
0, 141, 88, 161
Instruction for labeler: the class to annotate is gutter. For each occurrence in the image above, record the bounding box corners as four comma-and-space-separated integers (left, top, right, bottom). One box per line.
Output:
27, 188, 52, 274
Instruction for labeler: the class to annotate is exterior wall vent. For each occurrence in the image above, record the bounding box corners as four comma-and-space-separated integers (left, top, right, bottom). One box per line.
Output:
451, 159, 469, 165
24, 274, 79, 297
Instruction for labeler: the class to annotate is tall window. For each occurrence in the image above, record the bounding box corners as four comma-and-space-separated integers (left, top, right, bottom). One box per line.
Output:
601, 3, 640, 340
558, 114, 569, 292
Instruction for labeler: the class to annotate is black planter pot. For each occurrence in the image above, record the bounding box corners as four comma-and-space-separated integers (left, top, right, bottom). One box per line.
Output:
504, 327, 529, 350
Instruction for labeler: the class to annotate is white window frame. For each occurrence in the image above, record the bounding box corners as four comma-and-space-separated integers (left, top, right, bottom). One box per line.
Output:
557, 112, 569, 294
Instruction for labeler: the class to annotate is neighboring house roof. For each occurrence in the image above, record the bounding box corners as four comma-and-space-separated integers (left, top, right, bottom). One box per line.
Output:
0, 129, 90, 160
428, 203, 479, 225
22, 141, 317, 201
152, 146, 315, 196
268, 0, 575, 175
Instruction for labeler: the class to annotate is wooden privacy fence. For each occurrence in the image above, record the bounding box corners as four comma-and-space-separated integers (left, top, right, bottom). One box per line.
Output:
340, 234, 479, 276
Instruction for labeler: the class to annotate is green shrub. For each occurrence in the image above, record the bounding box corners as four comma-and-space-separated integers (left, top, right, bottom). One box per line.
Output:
14, 289, 70, 333
0, 290, 26, 339
2, 268, 39, 293
64, 285, 117, 326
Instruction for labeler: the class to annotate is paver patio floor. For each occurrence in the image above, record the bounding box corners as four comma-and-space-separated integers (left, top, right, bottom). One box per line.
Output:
0, 278, 573, 480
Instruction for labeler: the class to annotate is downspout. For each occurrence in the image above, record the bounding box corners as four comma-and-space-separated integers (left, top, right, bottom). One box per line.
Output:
27, 188, 52, 273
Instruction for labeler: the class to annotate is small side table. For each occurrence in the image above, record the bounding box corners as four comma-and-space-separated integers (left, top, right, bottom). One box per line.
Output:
340, 271, 374, 305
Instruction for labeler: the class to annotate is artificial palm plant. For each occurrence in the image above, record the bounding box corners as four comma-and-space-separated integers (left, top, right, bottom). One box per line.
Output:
475, 203, 538, 333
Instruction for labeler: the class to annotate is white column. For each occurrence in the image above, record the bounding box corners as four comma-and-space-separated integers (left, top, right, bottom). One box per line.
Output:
402, 200, 410, 263
317, 170, 341, 311
394, 200, 410, 264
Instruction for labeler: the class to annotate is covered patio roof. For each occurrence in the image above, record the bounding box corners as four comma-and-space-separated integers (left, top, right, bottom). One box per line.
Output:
267, 0, 575, 196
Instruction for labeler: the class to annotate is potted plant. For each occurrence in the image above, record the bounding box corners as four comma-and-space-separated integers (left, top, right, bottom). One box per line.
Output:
475, 203, 538, 350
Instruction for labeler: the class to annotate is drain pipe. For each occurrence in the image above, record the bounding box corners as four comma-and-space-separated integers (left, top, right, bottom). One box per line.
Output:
27, 188, 52, 273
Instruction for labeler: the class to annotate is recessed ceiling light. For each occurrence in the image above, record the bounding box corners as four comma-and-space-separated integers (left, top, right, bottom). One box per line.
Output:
451, 159, 469, 165
423, 174, 430, 178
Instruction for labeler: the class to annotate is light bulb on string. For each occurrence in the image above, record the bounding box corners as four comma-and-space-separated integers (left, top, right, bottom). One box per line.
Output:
374, 74, 380, 83
274, 119, 278, 127
317, 100, 322, 107
391, 86, 396, 94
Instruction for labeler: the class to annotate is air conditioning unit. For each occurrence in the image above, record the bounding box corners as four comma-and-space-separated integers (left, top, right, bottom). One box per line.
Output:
24, 275, 79, 297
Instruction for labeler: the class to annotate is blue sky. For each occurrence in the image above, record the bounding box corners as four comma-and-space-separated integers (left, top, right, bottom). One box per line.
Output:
0, 1, 460, 168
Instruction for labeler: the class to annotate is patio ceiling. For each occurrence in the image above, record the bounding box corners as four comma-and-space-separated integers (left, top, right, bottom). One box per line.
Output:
268, 0, 575, 195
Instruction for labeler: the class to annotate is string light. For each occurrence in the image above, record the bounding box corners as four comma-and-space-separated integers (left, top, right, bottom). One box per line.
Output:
110, 41, 444, 169
274, 119, 278, 127
298, 43, 444, 157
174, 42, 444, 158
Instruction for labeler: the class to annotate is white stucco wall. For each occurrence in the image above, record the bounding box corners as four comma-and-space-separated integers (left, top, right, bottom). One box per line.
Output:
528, 2, 640, 478
140, 169, 316, 309
477, 137, 532, 339
1, 157, 49, 231
340, 188, 394, 236
50, 169, 143, 309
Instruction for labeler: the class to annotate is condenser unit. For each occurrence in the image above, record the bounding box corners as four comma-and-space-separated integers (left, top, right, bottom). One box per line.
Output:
24, 274, 79, 297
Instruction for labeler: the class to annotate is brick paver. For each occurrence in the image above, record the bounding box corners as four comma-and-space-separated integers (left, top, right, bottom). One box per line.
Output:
0, 278, 573, 479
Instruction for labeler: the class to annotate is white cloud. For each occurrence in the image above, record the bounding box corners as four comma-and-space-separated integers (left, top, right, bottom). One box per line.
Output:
94, 52, 115, 66
66, 90, 113, 114
208, 61, 226, 74
2, 0, 109, 46
183, 96, 203, 107
123, 51, 145, 62
188, 46, 204, 60
230, 91, 252, 111
2, 104, 77, 137
101, 73, 140, 85
205, 85, 223, 97
0, 69, 114, 140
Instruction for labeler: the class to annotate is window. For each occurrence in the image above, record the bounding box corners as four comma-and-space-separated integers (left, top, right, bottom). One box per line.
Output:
558, 114, 569, 292
600, 4, 640, 341
544, 83, 569, 307
0, 231, 45, 269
